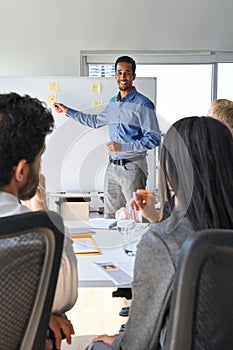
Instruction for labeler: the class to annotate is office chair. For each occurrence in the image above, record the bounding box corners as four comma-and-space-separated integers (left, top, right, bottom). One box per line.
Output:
164, 229, 233, 350
0, 210, 64, 350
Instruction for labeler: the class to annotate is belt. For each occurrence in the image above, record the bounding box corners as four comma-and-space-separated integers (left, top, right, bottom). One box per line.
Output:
109, 157, 143, 166
109, 158, 132, 166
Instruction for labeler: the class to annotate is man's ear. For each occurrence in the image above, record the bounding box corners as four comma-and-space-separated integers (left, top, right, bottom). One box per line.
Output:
14, 159, 28, 182
132, 73, 136, 81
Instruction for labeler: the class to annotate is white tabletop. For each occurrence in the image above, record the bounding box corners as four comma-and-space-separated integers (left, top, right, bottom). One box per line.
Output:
48, 191, 104, 198
65, 220, 136, 287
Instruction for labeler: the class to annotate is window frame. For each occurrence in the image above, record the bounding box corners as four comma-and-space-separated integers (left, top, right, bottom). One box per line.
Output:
80, 50, 233, 100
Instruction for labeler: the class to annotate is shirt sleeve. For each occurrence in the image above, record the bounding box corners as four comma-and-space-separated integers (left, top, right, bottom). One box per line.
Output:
66, 107, 108, 129
112, 232, 175, 350
51, 232, 78, 314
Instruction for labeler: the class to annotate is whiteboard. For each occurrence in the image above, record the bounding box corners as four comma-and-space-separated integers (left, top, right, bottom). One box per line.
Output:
0, 76, 157, 192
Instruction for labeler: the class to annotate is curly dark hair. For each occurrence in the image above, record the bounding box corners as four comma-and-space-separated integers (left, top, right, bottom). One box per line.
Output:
0, 92, 54, 187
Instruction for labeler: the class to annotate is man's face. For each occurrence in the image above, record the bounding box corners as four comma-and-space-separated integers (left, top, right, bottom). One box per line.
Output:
19, 166, 39, 201
115, 62, 136, 92
18, 147, 44, 201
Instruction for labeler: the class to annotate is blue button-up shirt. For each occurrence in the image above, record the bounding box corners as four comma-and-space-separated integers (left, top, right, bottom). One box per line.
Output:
66, 86, 161, 160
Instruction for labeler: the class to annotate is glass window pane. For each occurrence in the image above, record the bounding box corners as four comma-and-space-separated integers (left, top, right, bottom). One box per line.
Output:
89, 64, 115, 77
136, 65, 212, 133
217, 63, 233, 99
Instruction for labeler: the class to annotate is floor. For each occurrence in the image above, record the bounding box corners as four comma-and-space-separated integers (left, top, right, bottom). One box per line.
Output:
61, 287, 130, 350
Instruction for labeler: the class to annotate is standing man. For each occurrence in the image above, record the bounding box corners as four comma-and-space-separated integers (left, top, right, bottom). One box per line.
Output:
54, 56, 161, 218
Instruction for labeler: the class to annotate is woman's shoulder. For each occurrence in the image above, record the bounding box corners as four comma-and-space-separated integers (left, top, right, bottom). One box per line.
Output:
138, 219, 170, 248
139, 217, 195, 267
139, 217, 194, 251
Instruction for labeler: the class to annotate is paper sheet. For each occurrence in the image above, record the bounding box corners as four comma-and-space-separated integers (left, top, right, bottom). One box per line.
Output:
65, 218, 117, 234
93, 261, 133, 286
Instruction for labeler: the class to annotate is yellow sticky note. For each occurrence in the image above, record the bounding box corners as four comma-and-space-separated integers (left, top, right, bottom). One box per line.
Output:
93, 100, 103, 110
49, 82, 59, 91
48, 94, 57, 104
92, 83, 101, 93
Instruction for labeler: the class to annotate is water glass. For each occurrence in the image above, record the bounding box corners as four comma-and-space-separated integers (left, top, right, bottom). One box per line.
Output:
116, 208, 142, 256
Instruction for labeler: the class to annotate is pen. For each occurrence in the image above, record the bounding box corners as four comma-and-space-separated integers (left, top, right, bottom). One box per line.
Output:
109, 221, 117, 229
130, 206, 136, 222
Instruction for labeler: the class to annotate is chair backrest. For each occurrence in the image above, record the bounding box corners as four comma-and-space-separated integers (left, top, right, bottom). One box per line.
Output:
164, 229, 233, 350
0, 210, 64, 350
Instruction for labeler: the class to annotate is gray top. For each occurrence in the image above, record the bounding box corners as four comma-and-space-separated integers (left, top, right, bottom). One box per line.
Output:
112, 211, 194, 350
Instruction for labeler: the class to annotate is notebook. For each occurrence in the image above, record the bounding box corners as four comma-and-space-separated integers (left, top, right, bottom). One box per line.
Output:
71, 233, 101, 255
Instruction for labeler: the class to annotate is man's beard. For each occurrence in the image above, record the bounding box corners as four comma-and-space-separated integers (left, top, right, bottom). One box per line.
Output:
119, 86, 130, 92
19, 166, 39, 201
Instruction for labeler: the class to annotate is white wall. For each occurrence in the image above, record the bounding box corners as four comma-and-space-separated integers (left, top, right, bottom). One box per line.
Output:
0, 0, 233, 76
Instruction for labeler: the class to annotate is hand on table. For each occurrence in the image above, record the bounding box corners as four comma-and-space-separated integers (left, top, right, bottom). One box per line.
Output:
92, 334, 118, 347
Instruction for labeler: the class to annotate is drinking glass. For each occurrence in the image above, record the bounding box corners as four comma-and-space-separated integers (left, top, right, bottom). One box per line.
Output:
116, 207, 142, 256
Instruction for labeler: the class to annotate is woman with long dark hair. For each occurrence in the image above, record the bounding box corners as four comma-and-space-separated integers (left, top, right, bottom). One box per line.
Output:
86, 116, 233, 350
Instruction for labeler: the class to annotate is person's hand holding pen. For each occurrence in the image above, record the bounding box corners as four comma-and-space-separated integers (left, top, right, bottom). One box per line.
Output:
53, 102, 68, 114
129, 189, 160, 224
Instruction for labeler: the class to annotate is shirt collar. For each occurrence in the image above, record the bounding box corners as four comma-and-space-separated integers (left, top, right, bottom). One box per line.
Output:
0, 191, 19, 203
116, 86, 136, 102
0, 191, 23, 216
166, 204, 187, 233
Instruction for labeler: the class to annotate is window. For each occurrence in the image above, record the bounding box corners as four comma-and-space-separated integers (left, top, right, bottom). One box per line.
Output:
136, 64, 212, 131
217, 63, 233, 99
88, 63, 212, 132
89, 64, 115, 77
84, 51, 233, 131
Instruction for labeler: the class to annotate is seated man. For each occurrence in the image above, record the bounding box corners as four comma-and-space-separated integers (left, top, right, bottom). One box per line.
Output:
207, 98, 233, 134
0, 92, 78, 350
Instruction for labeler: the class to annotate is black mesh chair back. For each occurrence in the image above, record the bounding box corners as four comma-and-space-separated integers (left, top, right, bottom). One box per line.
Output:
164, 229, 233, 350
0, 210, 64, 350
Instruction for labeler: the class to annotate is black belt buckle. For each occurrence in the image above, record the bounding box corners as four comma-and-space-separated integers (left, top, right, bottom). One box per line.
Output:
110, 158, 129, 166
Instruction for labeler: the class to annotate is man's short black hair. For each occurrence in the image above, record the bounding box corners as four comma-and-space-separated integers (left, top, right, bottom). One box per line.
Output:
0, 92, 54, 186
115, 56, 136, 75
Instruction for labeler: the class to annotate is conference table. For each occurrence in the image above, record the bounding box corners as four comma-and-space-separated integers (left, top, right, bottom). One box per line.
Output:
64, 219, 146, 288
